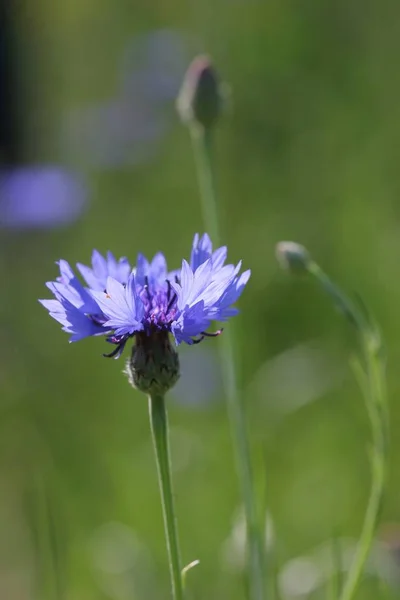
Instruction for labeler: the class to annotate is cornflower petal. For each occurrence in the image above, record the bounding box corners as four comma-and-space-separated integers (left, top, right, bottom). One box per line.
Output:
77, 249, 131, 291
126, 272, 144, 320
172, 258, 214, 310
190, 233, 212, 270
171, 301, 210, 344
39, 295, 105, 341
149, 252, 168, 284
190, 232, 227, 272
172, 259, 194, 308
136, 252, 168, 287
106, 251, 131, 282
48, 279, 99, 315
135, 253, 150, 287
88, 250, 108, 286
39, 298, 64, 315
211, 246, 227, 270
90, 275, 144, 336
51, 259, 102, 314
209, 269, 251, 321
181, 259, 214, 307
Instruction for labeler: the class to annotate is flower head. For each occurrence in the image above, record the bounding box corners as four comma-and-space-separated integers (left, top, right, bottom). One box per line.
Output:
176, 56, 223, 130
40, 233, 250, 366
275, 241, 311, 273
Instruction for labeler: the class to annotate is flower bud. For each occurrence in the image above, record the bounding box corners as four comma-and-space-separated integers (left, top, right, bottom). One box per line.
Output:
125, 331, 180, 396
176, 55, 222, 130
275, 241, 311, 273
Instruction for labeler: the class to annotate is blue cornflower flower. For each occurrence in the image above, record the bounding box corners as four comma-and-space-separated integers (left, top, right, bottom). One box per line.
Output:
40, 234, 250, 385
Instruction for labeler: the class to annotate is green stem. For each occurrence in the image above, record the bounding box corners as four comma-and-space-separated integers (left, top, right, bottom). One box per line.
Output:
149, 394, 183, 600
307, 262, 365, 332
338, 339, 386, 600
190, 127, 220, 244
33, 470, 59, 600
190, 125, 266, 600
305, 262, 387, 600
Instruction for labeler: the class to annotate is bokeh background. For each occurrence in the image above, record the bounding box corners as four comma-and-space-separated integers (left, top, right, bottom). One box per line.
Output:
1, 0, 400, 598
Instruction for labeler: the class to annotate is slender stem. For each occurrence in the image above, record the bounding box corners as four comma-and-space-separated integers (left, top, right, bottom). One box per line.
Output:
305, 262, 388, 600
149, 394, 183, 600
338, 337, 386, 600
33, 469, 59, 600
190, 125, 266, 600
328, 533, 343, 600
307, 262, 365, 331
190, 127, 220, 244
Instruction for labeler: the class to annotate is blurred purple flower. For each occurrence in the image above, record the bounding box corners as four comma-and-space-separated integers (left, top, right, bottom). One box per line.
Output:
0, 166, 87, 229
63, 29, 189, 169
65, 99, 167, 168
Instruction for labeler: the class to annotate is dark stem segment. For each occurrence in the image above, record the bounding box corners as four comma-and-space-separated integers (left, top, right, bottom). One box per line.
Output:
148, 394, 183, 600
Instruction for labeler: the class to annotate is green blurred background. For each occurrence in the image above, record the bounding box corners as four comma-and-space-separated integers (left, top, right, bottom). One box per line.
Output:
2, 0, 400, 598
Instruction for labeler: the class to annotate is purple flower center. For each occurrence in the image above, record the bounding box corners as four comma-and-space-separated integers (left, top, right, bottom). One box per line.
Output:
102, 276, 180, 359
140, 276, 178, 329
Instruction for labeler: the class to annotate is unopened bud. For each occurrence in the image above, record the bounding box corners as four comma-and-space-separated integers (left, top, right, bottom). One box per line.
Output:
176, 55, 222, 130
276, 241, 311, 273
125, 331, 180, 396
